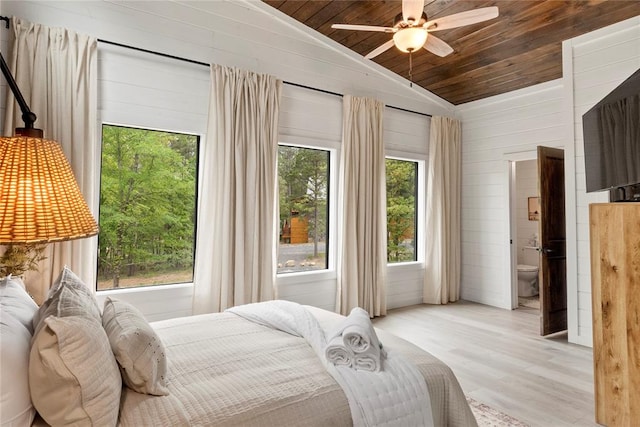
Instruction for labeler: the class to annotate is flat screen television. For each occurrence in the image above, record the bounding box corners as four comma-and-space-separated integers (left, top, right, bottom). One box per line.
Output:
582, 68, 640, 201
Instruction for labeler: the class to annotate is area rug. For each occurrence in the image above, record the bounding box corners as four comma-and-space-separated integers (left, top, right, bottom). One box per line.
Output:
467, 397, 530, 427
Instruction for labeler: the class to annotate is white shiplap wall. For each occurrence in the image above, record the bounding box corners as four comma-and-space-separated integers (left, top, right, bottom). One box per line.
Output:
456, 15, 640, 346
1, 0, 453, 117
1, 0, 435, 319
98, 44, 210, 135
562, 16, 640, 346
457, 80, 565, 310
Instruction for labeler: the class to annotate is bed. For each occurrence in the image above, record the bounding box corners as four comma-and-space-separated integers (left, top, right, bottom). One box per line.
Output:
1, 268, 477, 427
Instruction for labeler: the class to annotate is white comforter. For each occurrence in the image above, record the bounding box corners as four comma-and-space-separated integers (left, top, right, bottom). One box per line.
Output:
110, 305, 477, 426
227, 300, 434, 427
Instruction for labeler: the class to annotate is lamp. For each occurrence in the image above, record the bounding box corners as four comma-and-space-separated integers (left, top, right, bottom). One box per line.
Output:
0, 51, 99, 276
393, 28, 428, 53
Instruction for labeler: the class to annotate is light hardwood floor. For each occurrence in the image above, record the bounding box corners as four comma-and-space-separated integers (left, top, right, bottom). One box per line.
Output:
373, 301, 597, 427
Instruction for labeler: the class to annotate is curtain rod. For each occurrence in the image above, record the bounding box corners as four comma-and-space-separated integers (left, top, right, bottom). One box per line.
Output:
97, 39, 432, 119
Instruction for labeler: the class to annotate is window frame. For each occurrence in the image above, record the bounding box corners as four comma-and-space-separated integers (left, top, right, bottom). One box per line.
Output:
276, 137, 339, 283
96, 121, 202, 292
385, 151, 426, 269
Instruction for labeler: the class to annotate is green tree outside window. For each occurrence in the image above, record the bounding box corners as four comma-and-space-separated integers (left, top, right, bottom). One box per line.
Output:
386, 158, 417, 263
277, 146, 329, 273
98, 125, 198, 290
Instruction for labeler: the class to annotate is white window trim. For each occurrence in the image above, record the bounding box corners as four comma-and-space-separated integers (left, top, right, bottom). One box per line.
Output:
96, 121, 202, 293
97, 281, 194, 297
277, 138, 339, 280
385, 151, 427, 266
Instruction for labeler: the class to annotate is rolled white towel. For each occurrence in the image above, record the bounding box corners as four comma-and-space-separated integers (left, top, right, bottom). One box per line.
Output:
352, 354, 380, 373
343, 324, 377, 353
325, 335, 354, 367
347, 333, 384, 372
342, 308, 381, 352
328, 307, 385, 372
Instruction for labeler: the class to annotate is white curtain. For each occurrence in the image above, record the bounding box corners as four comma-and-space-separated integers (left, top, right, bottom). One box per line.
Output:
3, 18, 98, 304
337, 95, 387, 317
423, 116, 461, 304
193, 65, 282, 314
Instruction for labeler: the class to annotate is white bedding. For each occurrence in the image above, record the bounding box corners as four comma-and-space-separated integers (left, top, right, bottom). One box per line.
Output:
227, 300, 433, 427
111, 305, 477, 426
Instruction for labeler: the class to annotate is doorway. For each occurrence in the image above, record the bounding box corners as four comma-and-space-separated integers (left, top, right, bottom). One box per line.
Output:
512, 159, 541, 311
508, 146, 567, 336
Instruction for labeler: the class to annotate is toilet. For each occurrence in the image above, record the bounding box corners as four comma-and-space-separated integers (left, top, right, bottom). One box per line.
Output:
517, 264, 539, 297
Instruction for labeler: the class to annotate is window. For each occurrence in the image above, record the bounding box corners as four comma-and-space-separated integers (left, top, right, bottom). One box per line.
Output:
277, 145, 329, 274
386, 158, 418, 263
97, 124, 199, 290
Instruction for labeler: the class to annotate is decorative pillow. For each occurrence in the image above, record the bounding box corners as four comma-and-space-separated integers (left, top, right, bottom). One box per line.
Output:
102, 297, 169, 396
48, 265, 91, 297
32, 266, 100, 337
0, 276, 38, 427
29, 315, 121, 426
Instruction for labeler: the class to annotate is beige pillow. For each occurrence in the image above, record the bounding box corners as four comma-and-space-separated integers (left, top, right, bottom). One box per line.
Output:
102, 298, 169, 396
29, 315, 121, 426
48, 265, 91, 297
32, 266, 100, 337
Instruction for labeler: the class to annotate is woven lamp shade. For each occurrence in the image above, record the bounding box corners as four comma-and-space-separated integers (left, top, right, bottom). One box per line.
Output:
0, 136, 99, 244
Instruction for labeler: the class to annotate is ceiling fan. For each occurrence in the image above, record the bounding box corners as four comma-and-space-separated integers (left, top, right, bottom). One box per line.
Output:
331, 0, 499, 60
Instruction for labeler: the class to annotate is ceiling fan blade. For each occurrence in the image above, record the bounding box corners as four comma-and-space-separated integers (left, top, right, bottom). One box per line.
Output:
424, 6, 499, 32
365, 39, 396, 59
402, 0, 425, 25
331, 24, 394, 33
423, 34, 454, 57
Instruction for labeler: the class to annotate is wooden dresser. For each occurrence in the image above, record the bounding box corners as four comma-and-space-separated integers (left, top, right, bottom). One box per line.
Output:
589, 203, 640, 426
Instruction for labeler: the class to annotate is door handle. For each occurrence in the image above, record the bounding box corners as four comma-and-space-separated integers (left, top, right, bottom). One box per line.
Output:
541, 247, 554, 254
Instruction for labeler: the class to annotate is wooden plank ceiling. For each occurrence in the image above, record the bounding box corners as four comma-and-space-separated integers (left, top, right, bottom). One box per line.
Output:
262, 1, 640, 105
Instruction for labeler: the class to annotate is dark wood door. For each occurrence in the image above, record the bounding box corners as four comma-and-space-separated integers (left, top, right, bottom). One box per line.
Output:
538, 146, 567, 336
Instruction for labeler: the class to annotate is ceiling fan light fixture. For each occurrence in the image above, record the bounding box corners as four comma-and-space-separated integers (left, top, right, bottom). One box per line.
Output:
393, 28, 428, 53
333, 4, 498, 60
